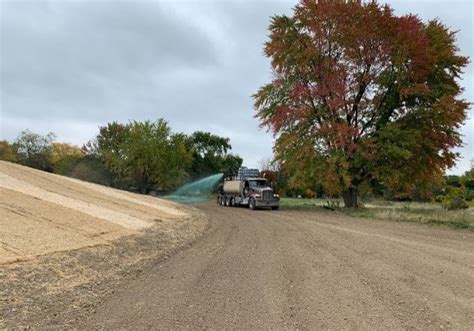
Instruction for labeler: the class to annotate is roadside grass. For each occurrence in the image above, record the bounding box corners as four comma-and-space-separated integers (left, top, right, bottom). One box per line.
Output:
280, 198, 474, 230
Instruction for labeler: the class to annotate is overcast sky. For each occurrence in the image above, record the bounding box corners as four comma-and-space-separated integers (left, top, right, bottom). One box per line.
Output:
1, 0, 472, 174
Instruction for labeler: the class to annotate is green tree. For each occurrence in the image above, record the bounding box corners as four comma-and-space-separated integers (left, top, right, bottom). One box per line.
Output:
255, 1, 469, 207
14, 130, 56, 171
222, 154, 243, 176
51, 142, 85, 175
95, 119, 192, 193
461, 159, 474, 201
94, 121, 129, 183
447, 175, 462, 188
69, 155, 113, 186
188, 131, 242, 177
0, 140, 17, 162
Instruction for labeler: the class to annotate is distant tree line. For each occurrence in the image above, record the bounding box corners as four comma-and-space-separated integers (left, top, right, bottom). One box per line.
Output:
259, 158, 473, 210
0, 119, 242, 194
1, 121, 471, 208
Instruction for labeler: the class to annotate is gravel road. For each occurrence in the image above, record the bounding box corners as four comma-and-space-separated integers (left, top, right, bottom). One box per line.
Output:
83, 204, 474, 329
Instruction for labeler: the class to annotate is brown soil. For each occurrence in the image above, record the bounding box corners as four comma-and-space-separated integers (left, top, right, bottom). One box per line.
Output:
0, 205, 207, 329
83, 204, 474, 330
0, 161, 188, 264
4, 202, 473, 329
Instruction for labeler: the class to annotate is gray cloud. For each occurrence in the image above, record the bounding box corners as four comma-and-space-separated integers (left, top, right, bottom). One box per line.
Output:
1, 0, 472, 172
1, 1, 218, 120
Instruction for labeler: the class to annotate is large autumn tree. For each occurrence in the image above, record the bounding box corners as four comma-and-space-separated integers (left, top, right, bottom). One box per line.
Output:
255, 0, 469, 207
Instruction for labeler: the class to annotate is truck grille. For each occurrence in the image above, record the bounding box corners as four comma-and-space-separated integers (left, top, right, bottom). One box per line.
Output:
262, 189, 273, 201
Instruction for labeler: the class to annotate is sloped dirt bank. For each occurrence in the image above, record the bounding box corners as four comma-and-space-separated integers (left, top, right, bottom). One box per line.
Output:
1, 206, 207, 328
0, 161, 189, 265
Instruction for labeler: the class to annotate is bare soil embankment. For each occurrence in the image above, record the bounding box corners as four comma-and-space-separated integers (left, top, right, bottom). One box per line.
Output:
0, 161, 207, 328
0, 161, 188, 264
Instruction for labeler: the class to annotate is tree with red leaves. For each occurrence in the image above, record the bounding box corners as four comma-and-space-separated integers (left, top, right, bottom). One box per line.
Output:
255, 0, 469, 207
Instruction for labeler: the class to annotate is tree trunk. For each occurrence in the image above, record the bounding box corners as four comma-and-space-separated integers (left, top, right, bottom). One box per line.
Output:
139, 173, 148, 195
343, 187, 358, 208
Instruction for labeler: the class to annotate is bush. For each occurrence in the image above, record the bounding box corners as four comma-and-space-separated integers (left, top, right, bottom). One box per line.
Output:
442, 187, 468, 210
68, 156, 113, 186
463, 179, 474, 190
462, 177, 474, 201
304, 189, 316, 199
465, 189, 474, 201
434, 195, 443, 203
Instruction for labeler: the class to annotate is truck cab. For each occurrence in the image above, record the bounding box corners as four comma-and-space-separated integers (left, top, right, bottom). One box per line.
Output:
244, 178, 280, 210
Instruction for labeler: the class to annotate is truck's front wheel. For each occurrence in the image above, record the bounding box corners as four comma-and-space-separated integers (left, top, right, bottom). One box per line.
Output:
249, 198, 256, 210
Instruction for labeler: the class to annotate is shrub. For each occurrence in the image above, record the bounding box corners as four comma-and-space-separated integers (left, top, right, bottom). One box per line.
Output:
68, 156, 113, 186
304, 189, 316, 199
434, 195, 444, 203
442, 187, 468, 210
465, 189, 474, 201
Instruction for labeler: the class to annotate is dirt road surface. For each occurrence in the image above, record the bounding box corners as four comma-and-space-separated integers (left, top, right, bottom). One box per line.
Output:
82, 204, 474, 330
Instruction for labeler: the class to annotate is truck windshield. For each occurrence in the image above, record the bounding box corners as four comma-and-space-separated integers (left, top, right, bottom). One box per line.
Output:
248, 180, 267, 188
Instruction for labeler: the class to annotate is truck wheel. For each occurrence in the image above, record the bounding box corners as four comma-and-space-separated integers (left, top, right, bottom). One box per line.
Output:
226, 197, 231, 207
221, 197, 226, 206
271, 206, 279, 210
249, 198, 256, 210
230, 197, 235, 207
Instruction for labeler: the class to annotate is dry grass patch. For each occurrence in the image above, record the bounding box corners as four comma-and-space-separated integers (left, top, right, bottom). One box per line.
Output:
280, 198, 474, 229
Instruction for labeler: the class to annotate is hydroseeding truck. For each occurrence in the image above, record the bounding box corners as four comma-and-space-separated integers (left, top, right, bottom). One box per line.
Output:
217, 167, 280, 210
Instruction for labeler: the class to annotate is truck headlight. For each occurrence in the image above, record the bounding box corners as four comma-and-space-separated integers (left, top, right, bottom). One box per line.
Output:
255, 194, 261, 198
274, 194, 280, 198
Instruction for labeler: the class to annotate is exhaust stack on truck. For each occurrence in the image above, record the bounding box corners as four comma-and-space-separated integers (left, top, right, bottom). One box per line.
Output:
217, 167, 279, 210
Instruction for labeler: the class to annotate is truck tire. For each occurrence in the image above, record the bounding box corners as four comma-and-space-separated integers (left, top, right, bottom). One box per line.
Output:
226, 197, 231, 207
221, 197, 226, 206
249, 198, 256, 210
230, 197, 235, 207
271, 206, 279, 210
